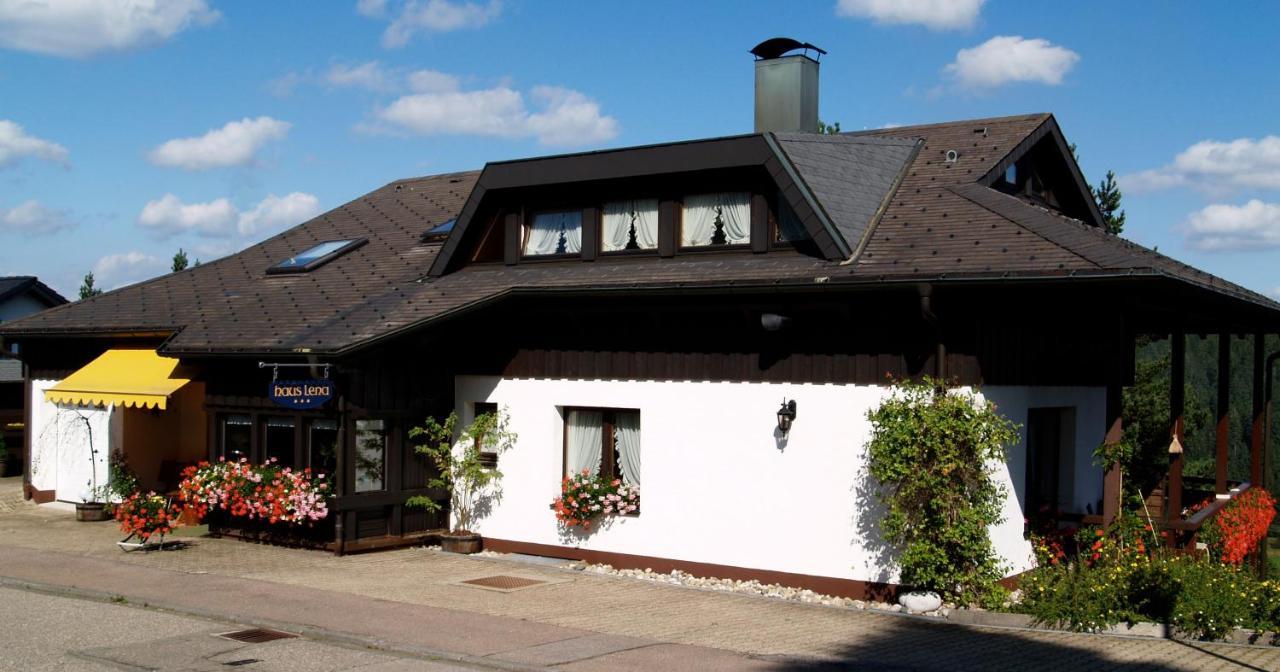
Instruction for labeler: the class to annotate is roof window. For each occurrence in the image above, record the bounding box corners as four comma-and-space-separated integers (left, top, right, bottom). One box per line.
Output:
266, 239, 366, 274
422, 219, 456, 242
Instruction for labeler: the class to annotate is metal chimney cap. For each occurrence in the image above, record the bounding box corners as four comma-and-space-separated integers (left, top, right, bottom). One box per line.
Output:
750, 37, 826, 61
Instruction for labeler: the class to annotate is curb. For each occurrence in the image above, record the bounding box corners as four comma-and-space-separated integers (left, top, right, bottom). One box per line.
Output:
0, 575, 546, 672
946, 608, 1280, 647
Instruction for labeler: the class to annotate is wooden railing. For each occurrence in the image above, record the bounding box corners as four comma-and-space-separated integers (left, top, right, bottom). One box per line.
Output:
1163, 481, 1251, 549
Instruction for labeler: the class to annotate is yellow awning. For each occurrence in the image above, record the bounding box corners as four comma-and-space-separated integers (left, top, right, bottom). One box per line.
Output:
44, 349, 190, 410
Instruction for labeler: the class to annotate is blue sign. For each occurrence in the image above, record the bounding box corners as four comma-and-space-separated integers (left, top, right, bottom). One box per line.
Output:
269, 379, 334, 409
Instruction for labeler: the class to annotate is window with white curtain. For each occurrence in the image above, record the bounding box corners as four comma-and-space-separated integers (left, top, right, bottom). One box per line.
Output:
564, 407, 641, 487
602, 199, 659, 252
681, 192, 750, 247
523, 210, 582, 256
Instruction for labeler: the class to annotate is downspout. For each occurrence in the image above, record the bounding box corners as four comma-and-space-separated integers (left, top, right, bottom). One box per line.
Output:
918, 284, 945, 381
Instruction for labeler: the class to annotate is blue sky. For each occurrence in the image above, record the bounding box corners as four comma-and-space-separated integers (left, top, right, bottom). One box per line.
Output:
1, 1, 1278, 300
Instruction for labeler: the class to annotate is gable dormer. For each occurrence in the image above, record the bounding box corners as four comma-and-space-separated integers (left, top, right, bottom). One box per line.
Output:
981, 116, 1104, 227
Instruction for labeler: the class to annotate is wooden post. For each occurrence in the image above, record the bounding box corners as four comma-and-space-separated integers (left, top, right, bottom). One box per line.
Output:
1216, 334, 1231, 495
1102, 375, 1124, 526
1168, 330, 1185, 528
1252, 331, 1265, 486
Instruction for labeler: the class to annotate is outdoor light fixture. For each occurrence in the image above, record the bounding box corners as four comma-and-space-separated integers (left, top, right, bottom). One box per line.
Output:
777, 399, 798, 434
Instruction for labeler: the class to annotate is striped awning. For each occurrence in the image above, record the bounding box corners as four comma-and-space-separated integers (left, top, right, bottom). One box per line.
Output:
44, 349, 190, 410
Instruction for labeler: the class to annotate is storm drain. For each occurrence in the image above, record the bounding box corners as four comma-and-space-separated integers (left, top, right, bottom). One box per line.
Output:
459, 575, 548, 592
216, 628, 298, 644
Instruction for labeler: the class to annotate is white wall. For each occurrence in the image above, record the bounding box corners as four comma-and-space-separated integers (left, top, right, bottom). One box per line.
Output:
29, 378, 118, 503
456, 375, 1107, 584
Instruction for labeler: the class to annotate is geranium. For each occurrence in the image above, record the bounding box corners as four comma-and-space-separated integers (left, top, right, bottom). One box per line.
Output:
177, 458, 330, 525
551, 470, 639, 529
117, 492, 179, 542
1196, 488, 1276, 565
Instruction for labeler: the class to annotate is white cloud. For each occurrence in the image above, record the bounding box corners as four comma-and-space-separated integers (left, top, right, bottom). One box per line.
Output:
944, 36, 1079, 89
1, 200, 75, 236
1121, 136, 1280, 195
138, 194, 238, 237
378, 0, 501, 48
407, 69, 460, 93
0, 120, 69, 168
1183, 200, 1280, 252
138, 192, 322, 239
356, 0, 389, 17
0, 0, 218, 58
93, 251, 165, 290
326, 61, 396, 92
835, 0, 984, 30
374, 83, 617, 146
236, 192, 322, 236
147, 116, 291, 171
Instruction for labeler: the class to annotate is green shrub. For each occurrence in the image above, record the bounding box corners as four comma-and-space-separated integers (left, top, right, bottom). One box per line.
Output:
1018, 553, 1280, 640
866, 377, 1019, 606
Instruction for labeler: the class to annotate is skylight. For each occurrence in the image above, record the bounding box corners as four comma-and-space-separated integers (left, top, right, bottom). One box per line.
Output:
266, 239, 366, 274
422, 219, 456, 241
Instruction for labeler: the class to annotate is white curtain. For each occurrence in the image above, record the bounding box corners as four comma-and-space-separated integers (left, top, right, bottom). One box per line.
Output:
524, 211, 582, 256
681, 192, 750, 247
566, 410, 602, 476
602, 200, 658, 251
614, 411, 641, 486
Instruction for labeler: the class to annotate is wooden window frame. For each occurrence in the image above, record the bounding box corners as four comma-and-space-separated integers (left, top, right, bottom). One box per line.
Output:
520, 207, 587, 260
598, 199, 661, 258
561, 406, 639, 483
677, 193, 755, 252
208, 407, 333, 469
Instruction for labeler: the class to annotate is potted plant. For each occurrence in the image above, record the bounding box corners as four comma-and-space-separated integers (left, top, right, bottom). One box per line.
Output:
101, 450, 140, 515
72, 412, 110, 522
408, 408, 515, 553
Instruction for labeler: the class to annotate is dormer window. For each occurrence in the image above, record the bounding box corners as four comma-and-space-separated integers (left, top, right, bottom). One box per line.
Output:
266, 238, 366, 274
681, 192, 750, 248
523, 210, 582, 257
602, 199, 658, 252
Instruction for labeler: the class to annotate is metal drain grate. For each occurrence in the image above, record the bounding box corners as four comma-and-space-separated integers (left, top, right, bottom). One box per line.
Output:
460, 575, 547, 591
217, 628, 298, 644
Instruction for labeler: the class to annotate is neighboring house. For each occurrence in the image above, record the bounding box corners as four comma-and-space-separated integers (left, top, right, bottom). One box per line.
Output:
2, 41, 1277, 598
0, 277, 67, 476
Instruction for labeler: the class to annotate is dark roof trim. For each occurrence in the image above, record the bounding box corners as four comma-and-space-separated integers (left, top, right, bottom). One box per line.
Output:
761, 133, 851, 259
0, 276, 68, 307
978, 115, 1105, 229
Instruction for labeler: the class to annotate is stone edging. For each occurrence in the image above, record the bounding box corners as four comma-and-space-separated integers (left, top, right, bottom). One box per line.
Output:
946, 608, 1280, 647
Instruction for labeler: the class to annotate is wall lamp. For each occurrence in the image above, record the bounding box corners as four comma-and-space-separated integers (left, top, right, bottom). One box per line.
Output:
777, 399, 798, 434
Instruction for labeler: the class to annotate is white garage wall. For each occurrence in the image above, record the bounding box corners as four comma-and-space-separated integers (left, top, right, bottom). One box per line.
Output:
29, 378, 119, 503
456, 376, 1106, 583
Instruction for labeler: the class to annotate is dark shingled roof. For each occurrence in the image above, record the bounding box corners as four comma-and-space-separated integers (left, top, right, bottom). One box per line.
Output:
3, 113, 1278, 354
771, 133, 920, 257
0, 276, 68, 308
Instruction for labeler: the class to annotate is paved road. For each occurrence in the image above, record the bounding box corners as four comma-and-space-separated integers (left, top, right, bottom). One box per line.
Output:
1, 493, 1279, 670
0, 586, 491, 672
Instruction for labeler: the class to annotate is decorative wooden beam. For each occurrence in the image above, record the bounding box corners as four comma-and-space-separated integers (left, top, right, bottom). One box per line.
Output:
1252, 331, 1266, 486
1168, 330, 1185, 529
1216, 334, 1231, 495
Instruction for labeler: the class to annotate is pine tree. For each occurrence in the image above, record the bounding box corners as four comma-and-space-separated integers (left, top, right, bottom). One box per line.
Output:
817, 120, 841, 135
78, 272, 102, 300
172, 248, 189, 272
1093, 170, 1126, 235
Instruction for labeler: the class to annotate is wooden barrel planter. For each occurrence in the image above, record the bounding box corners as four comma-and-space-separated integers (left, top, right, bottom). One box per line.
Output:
75, 502, 110, 522
439, 533, 482, 554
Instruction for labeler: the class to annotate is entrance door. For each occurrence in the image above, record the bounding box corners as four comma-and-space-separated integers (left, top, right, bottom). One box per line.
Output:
1026, 407, 1076, 516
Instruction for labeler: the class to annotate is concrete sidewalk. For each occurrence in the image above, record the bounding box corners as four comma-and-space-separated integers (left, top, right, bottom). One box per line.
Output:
1, 504, 1278, 670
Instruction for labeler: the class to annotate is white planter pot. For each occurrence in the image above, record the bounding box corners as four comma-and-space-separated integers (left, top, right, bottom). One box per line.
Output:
898, 590, 942, 613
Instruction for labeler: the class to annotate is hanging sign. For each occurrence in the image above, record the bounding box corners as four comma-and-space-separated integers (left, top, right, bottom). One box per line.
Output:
269, 379, 334, 409
261, 362, 334, 409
